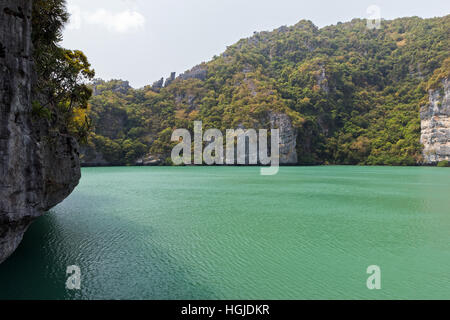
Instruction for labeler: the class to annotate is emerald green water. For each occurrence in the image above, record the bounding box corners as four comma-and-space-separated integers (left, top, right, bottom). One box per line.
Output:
0, 166, 449, 299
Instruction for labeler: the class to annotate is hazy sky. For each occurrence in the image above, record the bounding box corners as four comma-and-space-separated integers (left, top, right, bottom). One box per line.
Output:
62, 0, 450, 88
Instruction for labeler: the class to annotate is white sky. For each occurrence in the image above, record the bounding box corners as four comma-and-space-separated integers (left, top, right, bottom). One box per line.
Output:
62, 0, 450, 88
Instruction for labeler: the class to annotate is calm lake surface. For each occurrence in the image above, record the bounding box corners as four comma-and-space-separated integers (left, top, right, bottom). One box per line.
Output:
0, 166, 449, 299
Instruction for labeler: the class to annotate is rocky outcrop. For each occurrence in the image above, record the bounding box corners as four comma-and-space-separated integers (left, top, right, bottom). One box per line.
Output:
269, 113, 298, 164
0, 0, 37, 263
92, 79, 131, 96
164, 72, 176, 87
0, 0, 81, 263
179, 65, 207, 81
316, 66, 329, 93
420, 78, 450, 164
151, 77, 164, 91
135, 154, 162, 166
35, 120, 81, 211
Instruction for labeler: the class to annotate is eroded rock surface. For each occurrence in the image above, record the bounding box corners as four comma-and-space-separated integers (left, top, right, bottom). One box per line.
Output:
0, 0, 81, 263
420, 78, 450, 164
269, 113, 298, 164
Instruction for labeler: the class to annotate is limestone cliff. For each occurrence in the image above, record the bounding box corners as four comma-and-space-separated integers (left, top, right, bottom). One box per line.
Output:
269, 113, 298, 164
420, 78, 450, 164
0, 0, 81, 263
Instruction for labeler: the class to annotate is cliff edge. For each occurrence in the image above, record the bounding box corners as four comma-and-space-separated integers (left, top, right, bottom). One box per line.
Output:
420, 78, 450, 164
0, 0, 81, 263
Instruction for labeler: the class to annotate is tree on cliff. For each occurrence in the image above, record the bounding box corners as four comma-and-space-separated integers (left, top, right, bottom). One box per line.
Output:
32, 0, 95, 142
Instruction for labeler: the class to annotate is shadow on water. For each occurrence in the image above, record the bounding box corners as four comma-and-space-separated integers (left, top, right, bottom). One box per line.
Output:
0, 207, 218, 300
0, 212, 69, 299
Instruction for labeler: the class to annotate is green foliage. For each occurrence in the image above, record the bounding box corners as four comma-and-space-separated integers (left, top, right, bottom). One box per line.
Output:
85, 15, 449, 165
32, 101, 52, 120
437, 160, 449, 167
32, 0, 95, 142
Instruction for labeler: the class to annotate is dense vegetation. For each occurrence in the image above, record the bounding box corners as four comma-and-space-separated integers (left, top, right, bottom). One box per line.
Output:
31, 0, 94, 142
84, 15, 449, 166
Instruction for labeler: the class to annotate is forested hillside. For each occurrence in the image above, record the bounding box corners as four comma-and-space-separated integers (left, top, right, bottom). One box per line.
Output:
79, 15, 450, 166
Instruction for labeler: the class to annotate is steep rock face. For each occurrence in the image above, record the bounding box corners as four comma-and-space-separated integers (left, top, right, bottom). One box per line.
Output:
35, 120, 81, 211
164, 72, 176, 87
230, 113, 298, 165
0, 0, 81, 263
269, 113, 298, 164
0, 0, 39, 264
420, 78, 450, 164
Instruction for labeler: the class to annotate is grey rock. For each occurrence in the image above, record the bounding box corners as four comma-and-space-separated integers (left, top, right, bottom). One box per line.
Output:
225, 113, 298, 165
111, 81, 131, 94
420, 78, 450, 164
92, 79, 130, 96
269, 113, 298, 164
152, 77, 164, 91
136, 154, 162, 166
0, 0, 80, 263
179, 65, 207, 81
164, 72, 176, 87
276, 26, 289, 33
316, 66, 329, 93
